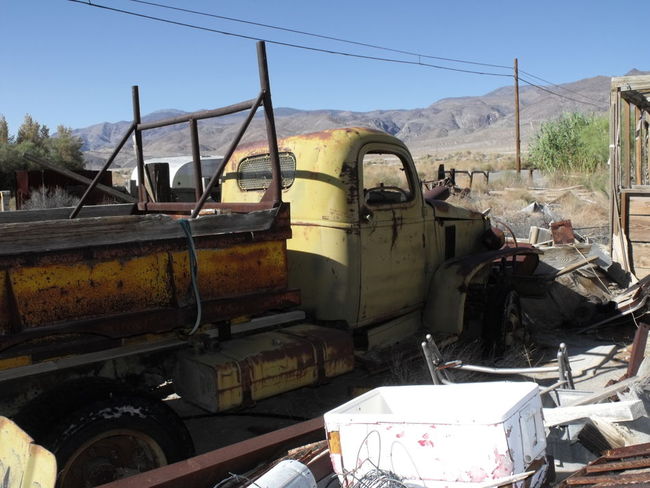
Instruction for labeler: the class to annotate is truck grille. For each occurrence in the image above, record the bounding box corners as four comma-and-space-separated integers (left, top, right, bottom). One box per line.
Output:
237, 153, 296, 191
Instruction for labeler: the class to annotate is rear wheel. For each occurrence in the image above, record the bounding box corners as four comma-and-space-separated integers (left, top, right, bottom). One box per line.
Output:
43, 395, 193, 488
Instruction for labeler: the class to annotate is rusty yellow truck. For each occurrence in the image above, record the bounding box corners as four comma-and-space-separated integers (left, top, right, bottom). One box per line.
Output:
0, 42, 536, 488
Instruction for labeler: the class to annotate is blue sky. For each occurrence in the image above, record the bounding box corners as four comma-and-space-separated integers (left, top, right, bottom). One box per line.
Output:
1, 0, 647, 136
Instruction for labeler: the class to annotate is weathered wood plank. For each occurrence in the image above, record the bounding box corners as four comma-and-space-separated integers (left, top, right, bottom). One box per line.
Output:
627, 215, 650, 241
628, 196, 650, 215
636, 106, 643, 184
0, 208, 281, 256
0, 416, 56, 488
23, 153, 137, 203
0, 204, 137, 224
543, 400, 645, 427
623, 99, 631, 188
612, 74, 650, 89
631, 243, 650, 268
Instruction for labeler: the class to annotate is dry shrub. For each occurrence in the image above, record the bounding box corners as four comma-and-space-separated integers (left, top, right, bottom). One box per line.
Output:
363, 163, 406, 188
445, 168, 609, 241
23, 186, 80, 210
385, 337, 541, 387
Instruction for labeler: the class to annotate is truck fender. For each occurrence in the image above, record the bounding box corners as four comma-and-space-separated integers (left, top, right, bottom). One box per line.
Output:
423, 247, 541, 337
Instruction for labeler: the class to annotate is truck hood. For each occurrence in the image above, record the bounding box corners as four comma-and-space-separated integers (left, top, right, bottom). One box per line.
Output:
427, 199, 486, 221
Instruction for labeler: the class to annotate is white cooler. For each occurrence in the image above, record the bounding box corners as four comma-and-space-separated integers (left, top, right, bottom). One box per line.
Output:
324, 382, 548, 487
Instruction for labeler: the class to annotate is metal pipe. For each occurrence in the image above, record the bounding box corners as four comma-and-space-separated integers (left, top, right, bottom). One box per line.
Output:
190, 92, 264, 218
136, 99, 257, 131
426, 333, 451, 382
450, 363, 561, 375
560, 343, 575, 389
421, 342, 441, 385
189, 118, 203, 202
69, 122, 136, 218
132, 86, 147, 203
557, 348, 568, 388
257, 41, 282, 204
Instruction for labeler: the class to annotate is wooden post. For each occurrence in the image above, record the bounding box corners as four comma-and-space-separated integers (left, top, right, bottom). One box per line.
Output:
623, 99, 631, 188
514, 58, 521, 173
190, 118, 203, 202
641, 110, 650, 186
636, 106, 643, 185
608, 89, 619, 256
146, 163, 171, 202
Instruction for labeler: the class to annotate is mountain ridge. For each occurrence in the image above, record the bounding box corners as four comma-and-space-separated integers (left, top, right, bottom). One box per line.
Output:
75, 70, 648, 168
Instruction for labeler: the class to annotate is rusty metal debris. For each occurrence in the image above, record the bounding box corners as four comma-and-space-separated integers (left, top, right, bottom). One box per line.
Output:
421, 164, 475, 202
551, 220, 576, 245
558, 443, 650, 487
95, 417, 325, 488
420, 333, 574, 391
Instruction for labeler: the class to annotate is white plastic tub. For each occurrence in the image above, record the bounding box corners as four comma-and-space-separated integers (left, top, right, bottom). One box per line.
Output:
324, 382, 547, 487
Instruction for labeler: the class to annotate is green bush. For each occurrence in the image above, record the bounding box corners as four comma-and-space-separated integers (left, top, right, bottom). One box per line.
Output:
0, 115, 84, 191
528, 113, 608, 173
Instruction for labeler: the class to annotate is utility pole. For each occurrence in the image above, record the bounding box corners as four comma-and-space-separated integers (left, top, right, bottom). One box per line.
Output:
514, 58, 521, 173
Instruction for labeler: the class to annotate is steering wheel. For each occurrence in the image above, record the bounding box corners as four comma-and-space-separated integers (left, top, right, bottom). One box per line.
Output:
364, 185, 409, 203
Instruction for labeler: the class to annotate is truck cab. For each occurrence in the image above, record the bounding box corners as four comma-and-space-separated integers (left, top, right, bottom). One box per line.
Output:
221, 127, 495, 346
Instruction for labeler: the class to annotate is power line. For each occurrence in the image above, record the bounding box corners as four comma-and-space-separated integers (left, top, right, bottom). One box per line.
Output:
519, 69, 602, 104
71, 0, 605, 110
128, 0, 606, 108
125, 0, 512, 71
69, 0, 512, 78
518, 77, 602, 108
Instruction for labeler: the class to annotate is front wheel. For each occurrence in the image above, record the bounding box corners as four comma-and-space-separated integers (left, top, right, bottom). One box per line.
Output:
483, 288, 526, 357
43, 396, 194, 488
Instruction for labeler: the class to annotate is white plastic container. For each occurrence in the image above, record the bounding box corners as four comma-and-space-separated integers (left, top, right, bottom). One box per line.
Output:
248, 459, 317, 488
324, 382, 547, 488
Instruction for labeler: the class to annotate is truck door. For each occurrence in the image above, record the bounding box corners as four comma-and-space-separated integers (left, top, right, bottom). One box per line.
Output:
357, 144, 426, 326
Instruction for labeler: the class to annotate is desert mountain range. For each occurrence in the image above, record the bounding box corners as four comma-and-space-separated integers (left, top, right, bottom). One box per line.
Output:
74, 70, 647, 168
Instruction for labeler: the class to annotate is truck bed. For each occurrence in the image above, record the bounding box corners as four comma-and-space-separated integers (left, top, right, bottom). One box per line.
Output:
0, 204, 299, 360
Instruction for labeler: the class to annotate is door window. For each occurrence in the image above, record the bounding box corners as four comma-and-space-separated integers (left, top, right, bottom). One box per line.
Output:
362, 152, 413, 205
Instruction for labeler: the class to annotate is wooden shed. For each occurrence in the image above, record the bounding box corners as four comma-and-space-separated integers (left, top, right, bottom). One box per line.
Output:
610, 75, 650, 278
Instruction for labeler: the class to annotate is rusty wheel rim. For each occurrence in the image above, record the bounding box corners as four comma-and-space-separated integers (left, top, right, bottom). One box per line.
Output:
502, 291, 523, 347
58, 429, 167, 488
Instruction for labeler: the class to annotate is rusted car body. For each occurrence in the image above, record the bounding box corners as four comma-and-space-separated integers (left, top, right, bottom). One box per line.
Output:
221, 127, 538, 347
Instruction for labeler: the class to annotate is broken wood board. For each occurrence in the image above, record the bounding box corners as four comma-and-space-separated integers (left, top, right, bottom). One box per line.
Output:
0, 416, 56, 488
543, 399, 646, 427
523, 344, 618, 381
569, 375, 647, 406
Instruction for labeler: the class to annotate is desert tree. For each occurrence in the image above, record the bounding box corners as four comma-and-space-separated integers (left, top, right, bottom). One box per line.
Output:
0, 116, 8, 144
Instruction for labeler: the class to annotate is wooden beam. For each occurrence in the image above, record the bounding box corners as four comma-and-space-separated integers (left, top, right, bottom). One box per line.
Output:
568, 376, 644, 407
628, 196, 650, 215
627, 215, 650, 241
514, 58, 521, 173
609, 88, 620, 257
623, 99, 631, 188
636, 106, 643, 184
22, 154, 137, 203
